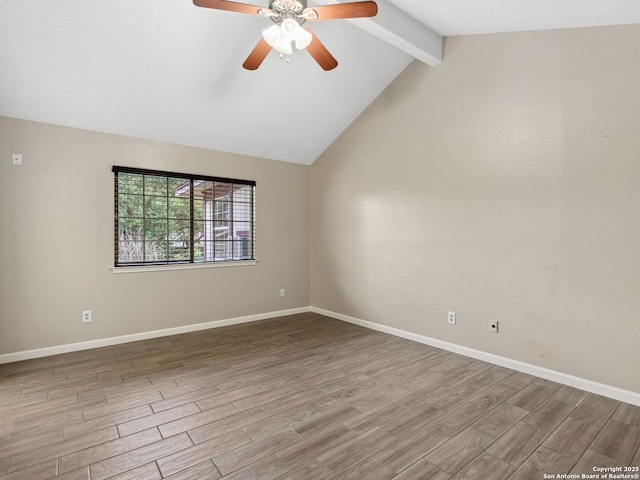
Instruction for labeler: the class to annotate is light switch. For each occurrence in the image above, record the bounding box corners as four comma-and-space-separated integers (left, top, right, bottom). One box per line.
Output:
12, 153, 22, 166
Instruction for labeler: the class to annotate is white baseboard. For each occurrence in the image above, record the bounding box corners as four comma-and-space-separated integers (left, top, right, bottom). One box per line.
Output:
311, 307, 640, 407
3, 305, 639, 407
0, 307, 310, 365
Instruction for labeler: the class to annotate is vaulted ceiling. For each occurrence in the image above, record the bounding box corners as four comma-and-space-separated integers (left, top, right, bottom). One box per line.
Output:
2, 0, 640, 165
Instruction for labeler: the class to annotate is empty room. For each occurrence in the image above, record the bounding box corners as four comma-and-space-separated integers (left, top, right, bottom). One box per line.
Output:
1, 0, 640, 479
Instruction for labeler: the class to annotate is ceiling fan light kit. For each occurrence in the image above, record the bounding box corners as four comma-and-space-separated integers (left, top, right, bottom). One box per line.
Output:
261, 6, 313, 56
193, 0, 378, 70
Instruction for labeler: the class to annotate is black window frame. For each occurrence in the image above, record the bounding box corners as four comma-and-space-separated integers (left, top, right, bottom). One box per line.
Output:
113, 166, 256, 268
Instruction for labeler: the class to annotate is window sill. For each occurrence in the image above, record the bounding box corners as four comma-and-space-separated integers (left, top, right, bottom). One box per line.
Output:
111, 260, 258, 274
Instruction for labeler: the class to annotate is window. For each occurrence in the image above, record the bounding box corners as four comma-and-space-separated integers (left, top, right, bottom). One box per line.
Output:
113, 166, 255, 267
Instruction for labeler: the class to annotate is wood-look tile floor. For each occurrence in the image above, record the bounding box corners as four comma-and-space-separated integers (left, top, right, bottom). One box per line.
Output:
1, 313, 639, 480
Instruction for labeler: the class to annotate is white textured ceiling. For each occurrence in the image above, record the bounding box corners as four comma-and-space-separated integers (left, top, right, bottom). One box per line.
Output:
1, 1, 640, 165
390, 0, 640, 36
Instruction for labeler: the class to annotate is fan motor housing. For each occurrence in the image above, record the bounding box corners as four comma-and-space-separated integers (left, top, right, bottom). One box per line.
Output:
269, 0, 307, 24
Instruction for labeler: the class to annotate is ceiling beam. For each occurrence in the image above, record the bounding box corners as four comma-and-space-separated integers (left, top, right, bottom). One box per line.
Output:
309, 0, 443, 66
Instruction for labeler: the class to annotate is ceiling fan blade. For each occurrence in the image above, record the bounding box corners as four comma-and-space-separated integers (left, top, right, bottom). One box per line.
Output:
193, 0, 266, 16
303, 1, 377, 21
304, 28, 338, 71
243, 38, 272, 70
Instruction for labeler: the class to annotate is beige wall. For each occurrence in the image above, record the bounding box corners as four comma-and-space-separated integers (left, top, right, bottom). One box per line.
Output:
310, 25, 640, 393
0, 117, 309, 353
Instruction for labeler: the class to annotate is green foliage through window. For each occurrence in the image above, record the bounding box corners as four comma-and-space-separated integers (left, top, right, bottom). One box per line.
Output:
113, 167, 255, 267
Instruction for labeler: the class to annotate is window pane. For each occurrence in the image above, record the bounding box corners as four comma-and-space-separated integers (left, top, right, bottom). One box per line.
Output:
168, 177, 186, 192
232, 203, 252, 222
214, 220, 229, 231
118, 193, 143, 219
196, 240, 214, 262
214, 241, 230, 260
168, 197, 189, 219
145, 196, 168, 218
193, 220, 204, 237
214, 201, 229, 220
214, 182, 231, 199
144, 176, 167, 196
233, 239, 252, 260
145, 219, 167, 241
233, 185, 253, 202
169, 218, 190, 236
169, 244, 190, 262
118, 173, 143, 194
233, 222, 251, 239
118, 215, 143, 236
144, 241, 167, 262
118, 232, 144, 263
193, 239, 205, 262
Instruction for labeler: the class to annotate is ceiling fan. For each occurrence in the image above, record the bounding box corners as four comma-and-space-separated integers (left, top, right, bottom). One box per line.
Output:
193, 0, 378, 71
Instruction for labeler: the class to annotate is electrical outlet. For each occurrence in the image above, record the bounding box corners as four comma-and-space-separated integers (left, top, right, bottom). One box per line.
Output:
490, 321, 499, 333
280, 289, 285, 297
448, 311, 456, 325
82, 310, 92, 323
